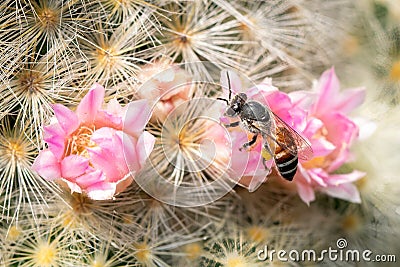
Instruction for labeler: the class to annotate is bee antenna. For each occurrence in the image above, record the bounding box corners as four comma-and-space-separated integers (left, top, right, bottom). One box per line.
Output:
217, 97, 229, 105
226, 71, 232, 101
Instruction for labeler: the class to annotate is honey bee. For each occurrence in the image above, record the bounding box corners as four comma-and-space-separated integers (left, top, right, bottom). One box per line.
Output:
218, 72, 313, 181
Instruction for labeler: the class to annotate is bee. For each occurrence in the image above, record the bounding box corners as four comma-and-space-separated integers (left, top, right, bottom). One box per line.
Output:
217, 72, 313, 181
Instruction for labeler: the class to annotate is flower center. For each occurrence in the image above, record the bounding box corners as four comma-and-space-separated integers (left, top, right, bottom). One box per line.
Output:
301, 156, 326, 169
133, 242, 151, 263
342, 35, 359, 56
341, 214, 362, 233
114, 0, 129, 6
33, 242, 58, 266
226, 255, 246, 267
91, 258, 107, 267
390, 60, 400, 81
38, 8, 59, 30
65, 126, 97, 158
6, 141, 26, 162
174, 31, 191, 47
239, 16, 259, 40
18, 71, 43, 95
302, 125, 331, 169
97, 47, 117, 69
183, 243, 203, 260
246, 226, 269, 244
6, 225, 21, 242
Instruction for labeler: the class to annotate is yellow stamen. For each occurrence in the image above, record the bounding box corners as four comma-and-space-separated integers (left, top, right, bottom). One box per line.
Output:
246, 226, 269, 244
355, 176, 367, 190
97, 47, 117, 68
6, 140, 27, 162
7, 225, 21, 242
33, 242, 58, 266
38, 8, 59, 30
134, 242, 151, 263
91, 257, 107, 267
389, 60, 400, 81
342, 36, 359, 56
183, 242, 203, 260
226, 255, 246, 267
18, 71, 43, 95
65, 126, 97, 157
301, 156, 326, 169
342, 214, 362, 233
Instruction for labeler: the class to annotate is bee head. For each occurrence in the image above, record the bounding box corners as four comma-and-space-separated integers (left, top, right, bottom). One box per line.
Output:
226, 93, 247, 117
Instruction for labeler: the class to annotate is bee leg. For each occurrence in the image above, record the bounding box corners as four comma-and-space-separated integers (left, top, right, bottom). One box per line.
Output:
239, 134, 258, 151
262, 158, 269, 169
223, 121, 240, 128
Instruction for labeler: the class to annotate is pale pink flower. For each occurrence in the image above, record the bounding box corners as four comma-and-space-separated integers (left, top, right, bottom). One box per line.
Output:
137, 60, 192, 122
32, 83, 155, 200
290, 67, 366, 204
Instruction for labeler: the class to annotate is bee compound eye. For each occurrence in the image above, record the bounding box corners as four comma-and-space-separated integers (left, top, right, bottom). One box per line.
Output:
238, 93, 247, 101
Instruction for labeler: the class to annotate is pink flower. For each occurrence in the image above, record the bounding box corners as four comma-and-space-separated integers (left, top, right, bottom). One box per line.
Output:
137, 60, 192, 122
32, 83, 155, 200
290, 67, 366, 204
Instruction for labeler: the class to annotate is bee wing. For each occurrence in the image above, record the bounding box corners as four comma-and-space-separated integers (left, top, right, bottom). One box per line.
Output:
249, 113, 276, 158
269, 112, 313, 161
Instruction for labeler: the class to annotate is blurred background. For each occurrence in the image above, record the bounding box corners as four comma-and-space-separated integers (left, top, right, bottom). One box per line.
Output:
0, 0, 399, 266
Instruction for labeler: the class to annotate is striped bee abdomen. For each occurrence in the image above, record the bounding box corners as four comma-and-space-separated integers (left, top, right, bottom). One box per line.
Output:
273, 126, 299, 181
274, 148, 298, 181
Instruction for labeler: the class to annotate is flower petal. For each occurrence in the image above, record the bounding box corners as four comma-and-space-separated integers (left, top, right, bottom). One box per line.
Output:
74, 170, 105, 189
43, 123, 66, 160
320, 183, 361, 203
289, 90, 317, 110
123, 99, 151, 137
52, 104, 79, 136
307, 168, 328, 187
136, 131, 156, 168
334, 87, 366, 114
244, 172, 268, 193
76, 83, 105, 124
95, 111, 123, 130
302, 118, 323, 138
309, 138, 335, 158
115, 174, 134, 196
106, 98, 123, 116
88, 129, 129, 182
156, 67, 175, 82
296, 181, 315, 205
325, 170, 366, 186
60, 155, 89, 179
60, 178, 82, 194
324, 113, 358, 146
86, 182, 117, 200
32, 150, 61, 180
312, 67, 340, 115
122, 132, 139, 172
